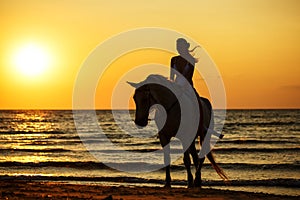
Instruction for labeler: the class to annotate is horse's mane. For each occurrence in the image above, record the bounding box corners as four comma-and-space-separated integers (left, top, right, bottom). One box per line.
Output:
145, 74, 168, 84
144, 74, 191, 97
144, 74, 179, 91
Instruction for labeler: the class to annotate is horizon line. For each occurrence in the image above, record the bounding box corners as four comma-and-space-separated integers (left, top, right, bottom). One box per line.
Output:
0, 108, 299, 111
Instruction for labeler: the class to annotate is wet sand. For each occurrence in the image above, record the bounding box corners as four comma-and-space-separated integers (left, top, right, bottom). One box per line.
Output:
0, 180, 297, 200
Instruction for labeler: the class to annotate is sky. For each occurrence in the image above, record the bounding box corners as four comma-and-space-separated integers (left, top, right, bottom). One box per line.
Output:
0, 0, 299, 109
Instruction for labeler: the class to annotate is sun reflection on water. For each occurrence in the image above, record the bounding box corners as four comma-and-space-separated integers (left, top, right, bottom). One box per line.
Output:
13, 110, 56, 132
0, 110, 79, 164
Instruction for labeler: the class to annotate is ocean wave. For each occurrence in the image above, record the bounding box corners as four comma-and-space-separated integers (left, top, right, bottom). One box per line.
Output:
23, 140, 82, 146
5, 147, 297, 154
0, 130, 67, 135
0, 161, 299, 171
218, 163, 300, 171
90, 147, 300, 154
0, 161, 110, 169
213, 147, 300, 153
219, 139, 300, 144
224, 121, 298, 127
0, 175, 298, 188
0, 118, 67, 123
0, 148, 71, 153
47, 135, 80, 140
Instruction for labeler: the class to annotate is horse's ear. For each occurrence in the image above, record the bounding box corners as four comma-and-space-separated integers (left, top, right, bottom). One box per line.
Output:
127, 81, 140, 88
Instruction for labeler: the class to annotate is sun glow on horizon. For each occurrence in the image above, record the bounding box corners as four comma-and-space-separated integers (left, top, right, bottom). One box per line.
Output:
13, 43, 51, 77
1, 0, 299, 109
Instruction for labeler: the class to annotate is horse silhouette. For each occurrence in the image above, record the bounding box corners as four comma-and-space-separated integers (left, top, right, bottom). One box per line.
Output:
128, 74, 228, 188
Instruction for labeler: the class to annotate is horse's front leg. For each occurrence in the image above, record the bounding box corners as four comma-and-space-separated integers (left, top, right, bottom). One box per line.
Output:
160, 135, 171, 188
164, 144, 171, 188
183, 150, 194, 188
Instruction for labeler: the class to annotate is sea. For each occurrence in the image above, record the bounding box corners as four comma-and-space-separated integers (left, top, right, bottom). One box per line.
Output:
0, 109, 299, 197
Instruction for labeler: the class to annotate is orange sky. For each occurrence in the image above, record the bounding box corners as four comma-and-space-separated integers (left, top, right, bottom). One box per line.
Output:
1, 0, 299, 109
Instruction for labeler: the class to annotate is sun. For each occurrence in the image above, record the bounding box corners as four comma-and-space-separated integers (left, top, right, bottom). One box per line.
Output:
13, 44, 50, 77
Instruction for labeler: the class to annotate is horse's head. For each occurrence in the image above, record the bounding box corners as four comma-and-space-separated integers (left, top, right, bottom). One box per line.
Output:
127, 81, 152, 127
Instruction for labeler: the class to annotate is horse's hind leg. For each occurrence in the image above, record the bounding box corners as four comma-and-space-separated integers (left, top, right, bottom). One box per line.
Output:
183, 150, 194, 188
194, 157, 205, 187
189, 141, 201, 186
189, 141, 199, 169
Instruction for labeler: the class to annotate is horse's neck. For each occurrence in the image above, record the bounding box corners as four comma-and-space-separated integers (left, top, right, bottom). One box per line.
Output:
149, 84, 177, 110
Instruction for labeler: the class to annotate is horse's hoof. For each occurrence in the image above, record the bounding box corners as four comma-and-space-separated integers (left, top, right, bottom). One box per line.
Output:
194, 177, 202, 188
163, 184, 171, 189
194, 182, 202, 188
187, 183, 194, 189
188, 174, 194, 188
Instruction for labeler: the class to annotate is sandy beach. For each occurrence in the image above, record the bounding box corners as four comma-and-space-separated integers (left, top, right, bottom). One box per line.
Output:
0, 180, 297, 200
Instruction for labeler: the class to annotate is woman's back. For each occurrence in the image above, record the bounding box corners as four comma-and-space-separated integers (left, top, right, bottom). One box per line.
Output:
171, 55, 195, 86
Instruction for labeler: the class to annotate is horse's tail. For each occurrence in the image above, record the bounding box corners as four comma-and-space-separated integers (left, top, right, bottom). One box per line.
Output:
207, 151, 229, 181
199, 98, 229, 182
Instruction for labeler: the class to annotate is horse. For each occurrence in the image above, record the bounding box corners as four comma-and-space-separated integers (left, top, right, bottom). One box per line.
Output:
127, 74, 228, 188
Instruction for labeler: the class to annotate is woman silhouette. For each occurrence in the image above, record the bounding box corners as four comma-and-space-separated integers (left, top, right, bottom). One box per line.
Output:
170, 38, 200, 87
170, 38, 224, 140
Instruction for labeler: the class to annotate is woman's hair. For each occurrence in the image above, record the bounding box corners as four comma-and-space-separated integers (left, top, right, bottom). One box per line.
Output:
176, 38, 200, 64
